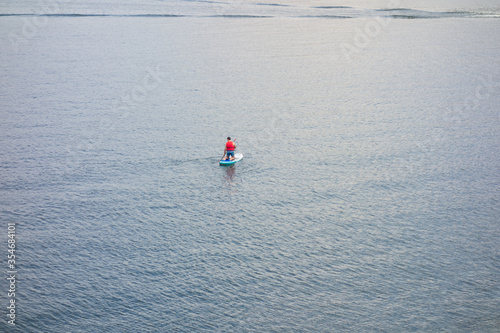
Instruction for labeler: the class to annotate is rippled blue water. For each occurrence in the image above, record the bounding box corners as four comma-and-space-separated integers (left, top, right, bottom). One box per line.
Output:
1, 1, 499, 332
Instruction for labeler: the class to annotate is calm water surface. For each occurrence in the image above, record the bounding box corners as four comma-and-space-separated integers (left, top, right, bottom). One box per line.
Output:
1, 1, 499, 332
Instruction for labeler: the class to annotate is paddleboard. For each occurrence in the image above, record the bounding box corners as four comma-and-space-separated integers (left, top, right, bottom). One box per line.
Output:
220, 153, 243, 166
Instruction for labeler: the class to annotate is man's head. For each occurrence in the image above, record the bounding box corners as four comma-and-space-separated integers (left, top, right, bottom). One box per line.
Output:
227, 137, 231, 140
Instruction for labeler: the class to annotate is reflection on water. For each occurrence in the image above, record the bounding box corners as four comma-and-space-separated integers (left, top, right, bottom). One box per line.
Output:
222, 164, 237, 182
220, 163, 239, 197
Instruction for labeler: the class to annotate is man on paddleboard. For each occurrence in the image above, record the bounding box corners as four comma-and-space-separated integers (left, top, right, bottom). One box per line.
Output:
224, 137, 236, 161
